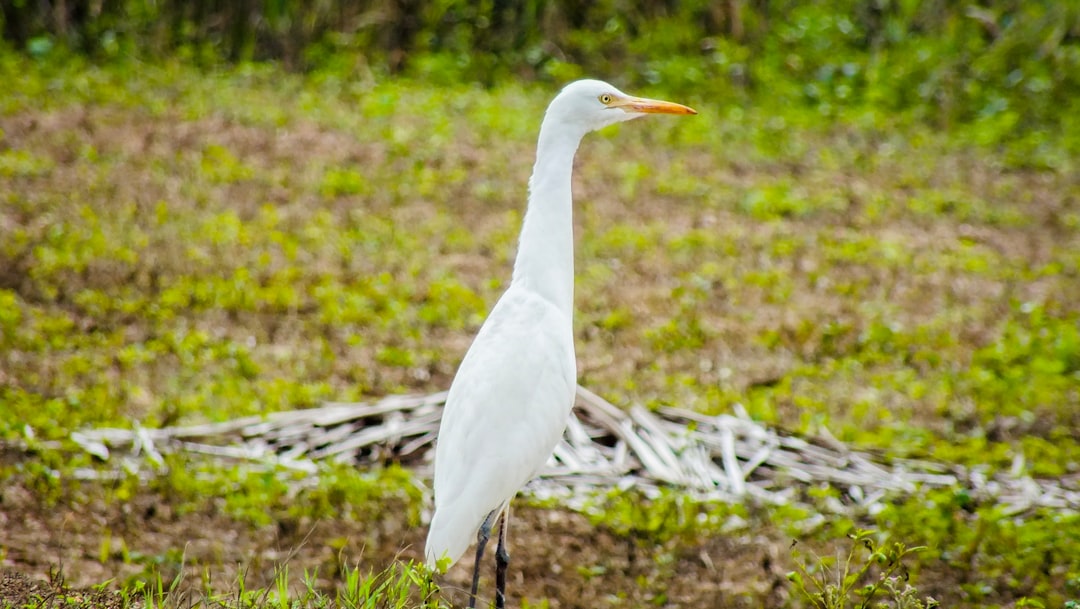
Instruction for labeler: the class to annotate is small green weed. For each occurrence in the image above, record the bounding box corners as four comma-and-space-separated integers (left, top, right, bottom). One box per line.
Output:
788, 529, 936, 609
72, 559, 447, 608
336, 560, 447, 609
584, 488, 729, 546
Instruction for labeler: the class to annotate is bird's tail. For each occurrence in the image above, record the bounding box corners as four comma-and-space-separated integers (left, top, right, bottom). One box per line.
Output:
424, 506, 476, 571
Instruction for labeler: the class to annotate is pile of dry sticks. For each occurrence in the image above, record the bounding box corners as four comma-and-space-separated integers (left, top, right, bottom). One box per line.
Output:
70, 386, 1078, 517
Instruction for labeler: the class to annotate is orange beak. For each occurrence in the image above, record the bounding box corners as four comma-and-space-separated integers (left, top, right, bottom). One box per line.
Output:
610, 95, 697, 115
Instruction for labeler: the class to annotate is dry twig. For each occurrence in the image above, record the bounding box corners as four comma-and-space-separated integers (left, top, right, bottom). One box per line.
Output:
66, 386, 1079, 517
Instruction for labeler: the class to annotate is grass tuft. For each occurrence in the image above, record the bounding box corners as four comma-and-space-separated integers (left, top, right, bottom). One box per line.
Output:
788, 529, 937, 609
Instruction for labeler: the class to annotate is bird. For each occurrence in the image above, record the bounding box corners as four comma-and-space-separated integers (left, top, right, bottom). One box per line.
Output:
424, 79, 696, 609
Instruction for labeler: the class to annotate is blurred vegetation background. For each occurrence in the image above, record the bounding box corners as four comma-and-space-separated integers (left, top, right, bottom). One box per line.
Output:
3, 0, 1080, 154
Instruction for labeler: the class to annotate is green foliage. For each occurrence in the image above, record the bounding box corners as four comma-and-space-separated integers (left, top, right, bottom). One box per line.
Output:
98, 559, 445, 608
876, 489, 1080, 607
582, 487, 745, 547
964, 304, 1080, 422
0, 148, 54, 177
335, 560, 446, 609
788, 529, 936, 609
199, 144, 254, 184
4, 1, 1080, 149
136, 458, 424, 529
569, 487, 751, 606
320, 166, 371, 198
739, 182, 814, 221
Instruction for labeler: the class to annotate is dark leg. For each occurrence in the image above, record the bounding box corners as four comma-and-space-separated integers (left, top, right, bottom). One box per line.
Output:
494, 509, 510, 609
469, 509, 499, 609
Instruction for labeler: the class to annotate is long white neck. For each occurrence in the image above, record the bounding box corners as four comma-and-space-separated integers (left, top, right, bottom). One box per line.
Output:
510, 120, 585, 317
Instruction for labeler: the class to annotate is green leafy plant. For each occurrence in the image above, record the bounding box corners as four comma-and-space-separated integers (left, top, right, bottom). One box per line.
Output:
788, 529, 936, 609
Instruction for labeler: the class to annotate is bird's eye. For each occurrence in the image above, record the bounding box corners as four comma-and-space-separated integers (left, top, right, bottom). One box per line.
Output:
599, 94, 613, 104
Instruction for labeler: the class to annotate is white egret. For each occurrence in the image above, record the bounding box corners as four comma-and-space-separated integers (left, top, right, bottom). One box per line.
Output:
424, 79, 695, 608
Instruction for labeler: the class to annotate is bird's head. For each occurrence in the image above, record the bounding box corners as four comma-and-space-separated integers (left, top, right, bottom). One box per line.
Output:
547, 79, 696, 134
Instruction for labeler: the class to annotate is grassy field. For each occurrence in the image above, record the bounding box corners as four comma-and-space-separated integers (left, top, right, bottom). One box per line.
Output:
1, 50, 1078, 607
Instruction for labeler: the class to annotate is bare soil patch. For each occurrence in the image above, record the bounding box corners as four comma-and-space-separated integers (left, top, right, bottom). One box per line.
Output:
1, 479, 793, 608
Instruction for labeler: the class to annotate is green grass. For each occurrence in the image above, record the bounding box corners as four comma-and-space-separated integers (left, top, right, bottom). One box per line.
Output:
788, 529, 936, 609
0, 50, 1078, 608
7, 559, 446, 609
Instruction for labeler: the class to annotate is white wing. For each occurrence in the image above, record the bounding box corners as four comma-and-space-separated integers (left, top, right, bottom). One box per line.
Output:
425, 285, 576, 568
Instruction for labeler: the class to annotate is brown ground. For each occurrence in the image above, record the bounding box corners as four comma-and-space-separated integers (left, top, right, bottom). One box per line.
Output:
0, 570, 119, 609
0, 479, 792, 608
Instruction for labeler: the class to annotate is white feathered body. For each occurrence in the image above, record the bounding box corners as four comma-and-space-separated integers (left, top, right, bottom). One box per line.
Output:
425, 285, 576, 567
423, 79, 693, 572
